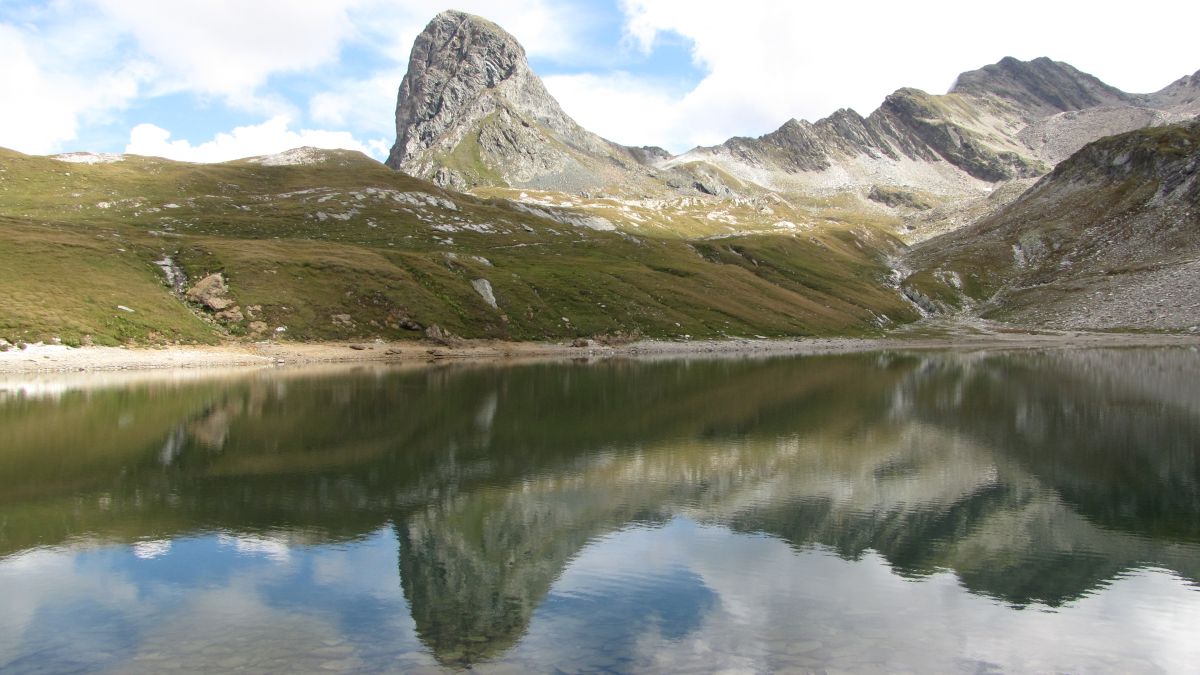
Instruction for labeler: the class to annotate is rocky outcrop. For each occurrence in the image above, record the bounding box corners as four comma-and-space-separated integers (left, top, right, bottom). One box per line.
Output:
185, 273, 245, 325
386, 11, 653, 192
1145, 68, 1200, 113
185, 273, 233, 311
868, 185, 933, 210
905, 120, 1200, 330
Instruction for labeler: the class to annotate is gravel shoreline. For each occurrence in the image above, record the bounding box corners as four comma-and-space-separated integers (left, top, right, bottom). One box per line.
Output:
2, 327, 1198, 375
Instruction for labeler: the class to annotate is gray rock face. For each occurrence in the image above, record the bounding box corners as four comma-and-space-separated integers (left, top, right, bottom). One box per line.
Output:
950, 56, 1132, 118
386, 11, 650, 191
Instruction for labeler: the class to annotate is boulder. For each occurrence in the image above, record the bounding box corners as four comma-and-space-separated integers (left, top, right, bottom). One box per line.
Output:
216, 306, 244, 323
186, 273, 234, 311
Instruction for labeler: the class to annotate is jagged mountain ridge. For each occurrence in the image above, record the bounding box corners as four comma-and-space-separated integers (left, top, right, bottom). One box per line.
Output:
673, 57, 1200, 198
387, 10, 1200, 249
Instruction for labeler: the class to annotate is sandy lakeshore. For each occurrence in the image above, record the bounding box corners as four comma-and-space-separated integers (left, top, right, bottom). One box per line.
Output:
2, 322, 1199, 375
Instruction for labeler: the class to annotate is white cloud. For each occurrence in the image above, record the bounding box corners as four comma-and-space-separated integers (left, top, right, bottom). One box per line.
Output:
0, 22, 144, 153
309, 69, 404, 136
0, 25, 81, 153
89, 0, 359, 101
542, 72, 698, 149
8, 0, 1199, 159
125, 116, 387, 163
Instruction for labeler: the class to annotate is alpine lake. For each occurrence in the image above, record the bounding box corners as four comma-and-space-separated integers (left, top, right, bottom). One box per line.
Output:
2, 347, 1199, 673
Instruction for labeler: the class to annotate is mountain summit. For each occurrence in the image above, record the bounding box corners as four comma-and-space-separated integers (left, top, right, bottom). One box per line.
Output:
949, 56, 1132, 117
385, 10, 654, 192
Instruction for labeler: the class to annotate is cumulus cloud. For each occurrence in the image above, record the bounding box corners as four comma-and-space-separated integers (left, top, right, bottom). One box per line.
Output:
89, 0, 358, 101
125, 116, 388, 163
6, 0, 1199, 159
0, 20, 145, 153
541, 72, 698, 149
0, 26, 83, 153
309, 69, 404, 137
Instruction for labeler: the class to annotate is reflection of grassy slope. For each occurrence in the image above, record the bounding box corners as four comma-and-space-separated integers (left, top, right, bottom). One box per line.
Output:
0, 380, 229, 551
0, 356, 898, 558
0, 383, 223, 498
0, 147, 917, 344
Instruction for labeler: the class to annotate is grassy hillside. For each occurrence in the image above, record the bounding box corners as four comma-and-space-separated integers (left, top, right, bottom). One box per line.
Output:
0, 147, 920, 345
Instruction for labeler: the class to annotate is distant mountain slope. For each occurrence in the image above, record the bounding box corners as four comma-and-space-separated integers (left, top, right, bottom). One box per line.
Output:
903, 120, 1200, 330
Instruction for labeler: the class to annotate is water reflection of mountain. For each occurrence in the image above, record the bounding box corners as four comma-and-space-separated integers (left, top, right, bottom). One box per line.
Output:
2, 349, 1198, 665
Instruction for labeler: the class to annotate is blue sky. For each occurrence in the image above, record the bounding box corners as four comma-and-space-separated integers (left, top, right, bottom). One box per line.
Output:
2, 0, 1198, 162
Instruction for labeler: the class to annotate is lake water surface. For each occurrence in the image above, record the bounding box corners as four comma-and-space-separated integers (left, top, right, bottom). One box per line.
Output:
2, 348, 1199, 673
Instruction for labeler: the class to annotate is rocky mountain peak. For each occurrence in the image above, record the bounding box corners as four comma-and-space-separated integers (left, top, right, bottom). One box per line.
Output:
950, 56, 1130, 117
387, 11, 543, 166
385, 9, 634, 191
